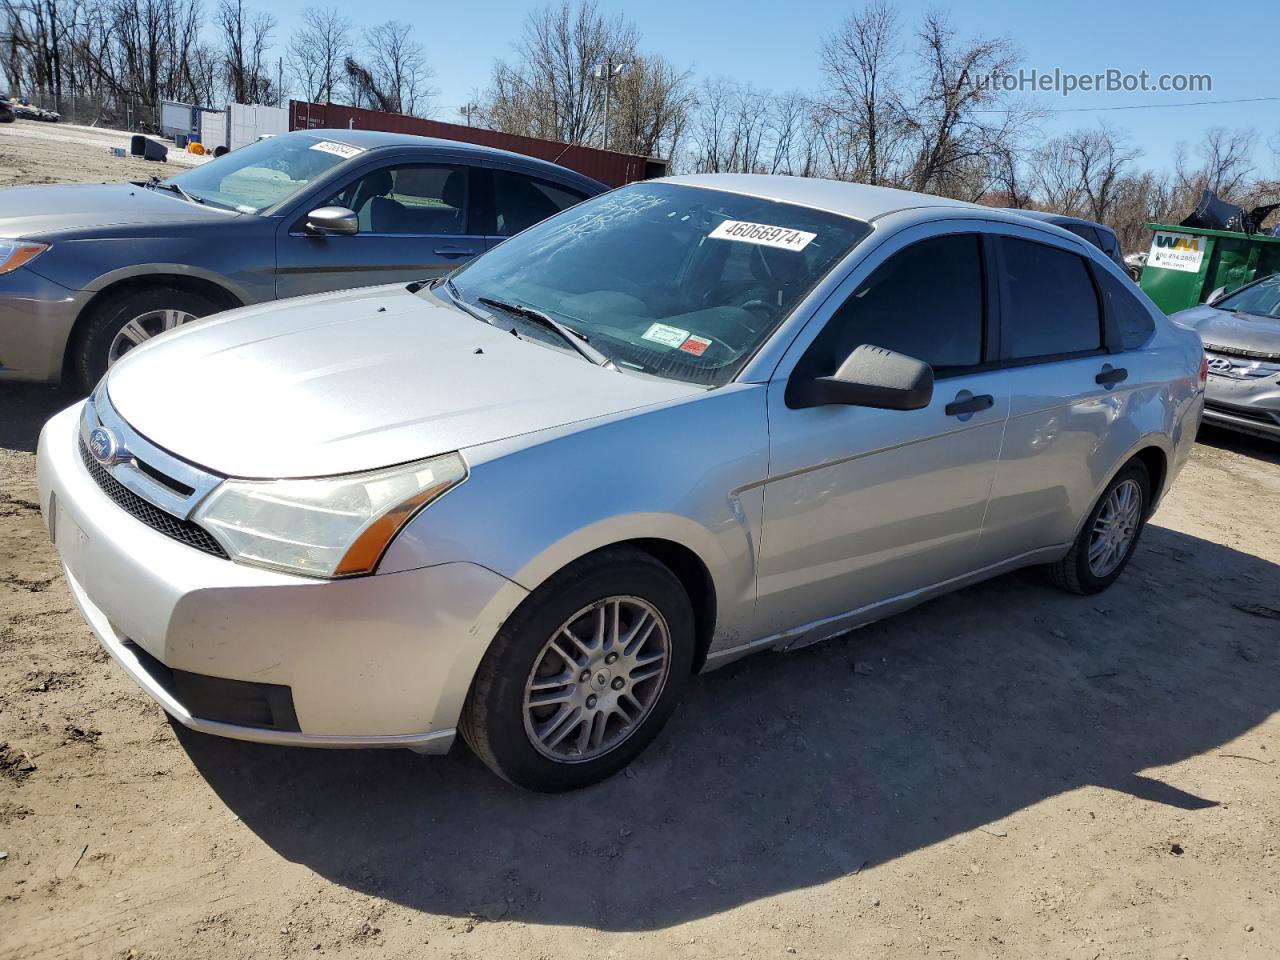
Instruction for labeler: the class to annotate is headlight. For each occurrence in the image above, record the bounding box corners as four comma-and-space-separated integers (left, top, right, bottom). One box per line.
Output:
0, 239, 49, 275
192, 453, 467, 578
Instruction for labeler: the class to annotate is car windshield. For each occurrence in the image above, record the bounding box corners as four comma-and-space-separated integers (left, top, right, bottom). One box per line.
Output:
1216, 275, 1280, 319
444, 182, 871, 386
164, 134, 361, 214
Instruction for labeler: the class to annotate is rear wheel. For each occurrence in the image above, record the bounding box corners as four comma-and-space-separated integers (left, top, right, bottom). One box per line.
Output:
460, 549, 695, 791
72, 286, 222, 390
1047, 459, 1150, 595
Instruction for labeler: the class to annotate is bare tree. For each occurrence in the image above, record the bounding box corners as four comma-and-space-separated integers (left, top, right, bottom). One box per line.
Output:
485, 0, 636, 146
1031, 125, 1139, 222
286, 6, 349, 104
217, 0, 276, 104
819, 0, 901, 185
605, 53, 694, 159
344, 19, 433, 116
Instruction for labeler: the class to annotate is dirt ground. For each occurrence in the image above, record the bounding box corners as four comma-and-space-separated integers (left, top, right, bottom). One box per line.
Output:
2, 123, 1279, 960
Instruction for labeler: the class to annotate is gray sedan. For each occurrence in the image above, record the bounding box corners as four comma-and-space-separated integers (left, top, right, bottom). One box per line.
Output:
0, 128, 604, 388
37, 175, 1203, 791
1171, 273, 1280, 440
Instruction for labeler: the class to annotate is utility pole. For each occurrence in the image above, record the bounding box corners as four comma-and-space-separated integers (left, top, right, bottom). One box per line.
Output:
592, 59, 628, 151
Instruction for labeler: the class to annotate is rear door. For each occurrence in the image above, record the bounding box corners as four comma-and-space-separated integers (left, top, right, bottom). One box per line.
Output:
977, 230, 1134, 560
753, 224, 1009, 643
273, 159, 485, 298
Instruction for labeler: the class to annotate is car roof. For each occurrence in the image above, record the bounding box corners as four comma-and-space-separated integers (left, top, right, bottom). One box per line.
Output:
661, 173, 983, 221
1005, 208, 1118, 235
292, 128, 607, 192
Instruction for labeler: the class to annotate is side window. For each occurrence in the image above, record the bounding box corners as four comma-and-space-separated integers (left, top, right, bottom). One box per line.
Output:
998, 236, 1102, 359
798, 233, 985, 379
1063, 223, 1103, 250
492, 170, 588, 237
325, 163, 470, 235
1095, 266, 1156, 349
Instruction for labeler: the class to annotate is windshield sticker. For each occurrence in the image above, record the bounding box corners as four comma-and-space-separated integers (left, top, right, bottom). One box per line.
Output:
679, 335, 713, 357
710, 220, 816, 251
309, 140, 364, 160
641, 323, 690, 348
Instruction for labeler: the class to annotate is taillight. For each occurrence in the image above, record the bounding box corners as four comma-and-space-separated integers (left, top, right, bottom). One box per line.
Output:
1199, 354, 1208, 384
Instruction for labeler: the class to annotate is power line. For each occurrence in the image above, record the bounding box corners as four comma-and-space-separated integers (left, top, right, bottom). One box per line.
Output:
977, 95, 1280, 114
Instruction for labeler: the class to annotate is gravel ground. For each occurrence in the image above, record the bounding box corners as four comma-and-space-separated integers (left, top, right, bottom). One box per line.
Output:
1, 124, 1279, 960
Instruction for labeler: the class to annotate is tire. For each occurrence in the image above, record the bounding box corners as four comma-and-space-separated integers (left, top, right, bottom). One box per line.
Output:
72, 285, 223, 391
460, 548, 695, 792
1047, 459, 1151, 595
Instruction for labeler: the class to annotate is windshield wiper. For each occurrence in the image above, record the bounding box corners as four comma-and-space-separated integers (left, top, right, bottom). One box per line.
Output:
478, 296, 614, 368
441, 278, 497, 326
145, 176, 203, 205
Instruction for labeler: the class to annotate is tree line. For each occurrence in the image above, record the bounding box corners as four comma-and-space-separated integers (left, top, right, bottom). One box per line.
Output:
3, 0, 1276, 251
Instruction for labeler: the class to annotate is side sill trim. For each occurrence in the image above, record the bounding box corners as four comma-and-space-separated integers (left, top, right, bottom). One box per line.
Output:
703, 544, 1070, 669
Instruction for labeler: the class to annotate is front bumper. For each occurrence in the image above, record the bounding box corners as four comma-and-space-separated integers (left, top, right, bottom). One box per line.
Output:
1203, 373, 1280, 441
37, 404, 529, 750
0, 267, 87, 383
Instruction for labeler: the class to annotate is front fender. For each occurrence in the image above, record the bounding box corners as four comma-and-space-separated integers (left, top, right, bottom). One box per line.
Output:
379, 383, 770, 652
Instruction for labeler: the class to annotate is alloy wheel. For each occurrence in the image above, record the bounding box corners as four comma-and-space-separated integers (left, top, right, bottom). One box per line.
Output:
522, 596, 671, 763
107, 308, 197, 366
1087, 478, 1142, 578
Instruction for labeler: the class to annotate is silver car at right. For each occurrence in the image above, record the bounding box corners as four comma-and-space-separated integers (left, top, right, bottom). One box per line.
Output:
1171, 273, 1280, 441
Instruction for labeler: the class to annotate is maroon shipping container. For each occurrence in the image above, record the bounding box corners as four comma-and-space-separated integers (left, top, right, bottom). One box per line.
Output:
290, 101, 667, 189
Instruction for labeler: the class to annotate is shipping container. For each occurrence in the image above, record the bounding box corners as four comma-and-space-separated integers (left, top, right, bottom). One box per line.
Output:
290, 101, 667, 188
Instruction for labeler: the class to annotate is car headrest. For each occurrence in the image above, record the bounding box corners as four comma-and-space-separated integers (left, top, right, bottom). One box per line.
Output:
440, 170, 466, 209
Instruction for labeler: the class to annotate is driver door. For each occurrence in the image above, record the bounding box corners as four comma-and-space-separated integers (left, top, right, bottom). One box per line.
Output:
274, 161, 485, 298
753, 225, 1009, 645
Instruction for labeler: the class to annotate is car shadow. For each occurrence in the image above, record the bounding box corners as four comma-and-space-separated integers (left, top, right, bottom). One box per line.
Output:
0, 383, 79, 453
177, 524, 1280, 931
1196, 423, 1280, 466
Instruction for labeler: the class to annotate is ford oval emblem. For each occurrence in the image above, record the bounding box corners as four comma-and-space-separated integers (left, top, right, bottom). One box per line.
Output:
88, 426, 118, 464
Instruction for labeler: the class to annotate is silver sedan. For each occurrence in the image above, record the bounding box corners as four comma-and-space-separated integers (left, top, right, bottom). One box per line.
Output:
1171, 274, 1280, 441
37, 174, 1205, 791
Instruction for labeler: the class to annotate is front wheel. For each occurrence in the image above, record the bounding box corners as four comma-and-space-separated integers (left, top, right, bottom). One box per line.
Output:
1047, 459, 1151, 595
72, 286, 221, 391
460, 549, 695, 791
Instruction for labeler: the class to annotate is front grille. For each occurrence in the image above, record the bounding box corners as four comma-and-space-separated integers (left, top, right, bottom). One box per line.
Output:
79, 436, 228, 559
1205, 401, 1280, 426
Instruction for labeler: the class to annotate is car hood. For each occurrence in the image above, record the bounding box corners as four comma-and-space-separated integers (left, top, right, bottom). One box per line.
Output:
1170, 304, 1280, 358
105, 285, 702, 478
0, 182, 236, 239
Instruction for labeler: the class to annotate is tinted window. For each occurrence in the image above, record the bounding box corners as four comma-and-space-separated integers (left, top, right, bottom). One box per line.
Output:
1063, 223, 1103, 249
999, 237, 1101, 359
325, 163, 470, 235
492, 171, 589, 236
1095, 267, 1155, 349
799, 234, 985, 378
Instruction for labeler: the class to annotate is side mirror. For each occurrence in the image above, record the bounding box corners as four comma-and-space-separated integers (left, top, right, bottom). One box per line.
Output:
1205, 286, 1226, 304
305, 205, 359, 236
788, 344, 934, 411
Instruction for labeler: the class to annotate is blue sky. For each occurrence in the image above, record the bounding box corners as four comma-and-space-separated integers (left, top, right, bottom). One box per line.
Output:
273, 0, 1279, 174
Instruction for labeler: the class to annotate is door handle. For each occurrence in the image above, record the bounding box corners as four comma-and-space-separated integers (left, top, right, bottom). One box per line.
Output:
433, 245, 474, 258
1095, 365, 1128, 386
945, 393, 994, 417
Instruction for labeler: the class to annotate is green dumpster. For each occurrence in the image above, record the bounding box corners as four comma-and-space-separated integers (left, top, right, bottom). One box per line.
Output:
1138, 223, 1280, 314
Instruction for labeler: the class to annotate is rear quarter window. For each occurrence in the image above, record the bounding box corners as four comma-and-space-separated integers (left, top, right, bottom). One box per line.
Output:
1095, 267, 1156, 349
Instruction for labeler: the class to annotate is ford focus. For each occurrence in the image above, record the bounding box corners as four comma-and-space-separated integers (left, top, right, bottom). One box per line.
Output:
37, 175, 1205, 791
